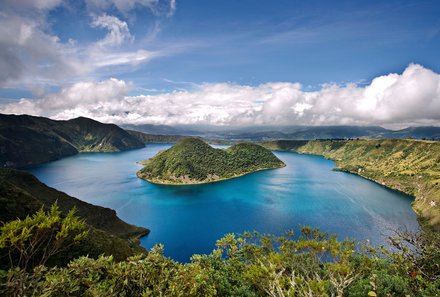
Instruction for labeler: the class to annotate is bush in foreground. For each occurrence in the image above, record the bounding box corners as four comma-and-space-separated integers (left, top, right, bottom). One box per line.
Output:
1, 205, 439, 296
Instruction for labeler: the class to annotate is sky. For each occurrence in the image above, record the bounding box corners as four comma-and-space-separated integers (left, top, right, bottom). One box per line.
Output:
0, 0, 439, 128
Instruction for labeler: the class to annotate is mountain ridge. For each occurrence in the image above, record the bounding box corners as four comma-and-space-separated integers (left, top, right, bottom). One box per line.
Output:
0, 114, 145, 168
124, 123, 440, 141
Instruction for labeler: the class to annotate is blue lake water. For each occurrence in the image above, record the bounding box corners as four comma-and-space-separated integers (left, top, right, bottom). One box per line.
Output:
28, 144, 419, 262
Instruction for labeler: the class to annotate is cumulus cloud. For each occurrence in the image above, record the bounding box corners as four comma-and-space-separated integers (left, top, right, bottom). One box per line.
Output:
0, 78, 133, 120
1, 64, 439, 127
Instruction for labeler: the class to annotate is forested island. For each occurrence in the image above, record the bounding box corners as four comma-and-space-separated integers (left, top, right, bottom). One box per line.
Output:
137, 138, 285, 185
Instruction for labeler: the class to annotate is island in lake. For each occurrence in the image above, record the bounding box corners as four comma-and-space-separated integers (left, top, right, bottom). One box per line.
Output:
137, 137, 286, 185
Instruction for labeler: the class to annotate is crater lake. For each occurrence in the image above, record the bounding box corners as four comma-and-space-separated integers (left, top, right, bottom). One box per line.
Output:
27, 144, 419, 262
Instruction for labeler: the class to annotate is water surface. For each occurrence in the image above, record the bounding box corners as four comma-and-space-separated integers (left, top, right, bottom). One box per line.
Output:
28, 144, 419, 262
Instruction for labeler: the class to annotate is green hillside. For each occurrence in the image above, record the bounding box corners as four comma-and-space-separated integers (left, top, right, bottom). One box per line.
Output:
137, 138, 285, 185
263, 139, 440, 230
0, 114, 145, 167
0, 169, 148, 266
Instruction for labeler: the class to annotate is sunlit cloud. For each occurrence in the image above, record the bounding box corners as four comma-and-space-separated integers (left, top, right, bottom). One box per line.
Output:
2, 64, 439, 127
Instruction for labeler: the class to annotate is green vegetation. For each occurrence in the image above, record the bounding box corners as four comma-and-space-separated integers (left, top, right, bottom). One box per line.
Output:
1, 208, 439, 296
0, 204, 88, 271
0, 169, 148, 266
0, 114, 145, 167
137, 138, 285, 185
262, 139, 440, 230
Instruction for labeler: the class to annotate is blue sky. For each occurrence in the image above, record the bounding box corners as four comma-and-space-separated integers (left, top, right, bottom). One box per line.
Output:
0, 0, 440, 127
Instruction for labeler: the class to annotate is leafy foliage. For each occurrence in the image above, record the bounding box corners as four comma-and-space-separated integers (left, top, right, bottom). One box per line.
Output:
0, 169, 148, 266
0, 204, 88, 271
1, 214, 439, 297
137, 138, 285, 184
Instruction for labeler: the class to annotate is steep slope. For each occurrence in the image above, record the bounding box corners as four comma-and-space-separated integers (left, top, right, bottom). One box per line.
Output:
137, 138, 285, 184
0, 169, 148, 263
0, 114, 145, 167
263, 139, 440, 229
62, 117, 145, 152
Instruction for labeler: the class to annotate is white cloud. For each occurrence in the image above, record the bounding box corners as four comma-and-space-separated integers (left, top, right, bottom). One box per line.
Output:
1, 64, 439, 127
168, 0, 176, 17
91, 14, 133, 47
0, 10, 160, 89
90, 49, 158, 67
0, 14, 84, 87
0, 1, 177, 89
0, 78, 133, 119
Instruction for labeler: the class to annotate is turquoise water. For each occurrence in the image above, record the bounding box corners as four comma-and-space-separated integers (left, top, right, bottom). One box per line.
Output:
28, 144, 419, 262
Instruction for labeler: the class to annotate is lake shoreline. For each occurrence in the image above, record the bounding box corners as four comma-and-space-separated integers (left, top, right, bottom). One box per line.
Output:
268, 141, 439, 231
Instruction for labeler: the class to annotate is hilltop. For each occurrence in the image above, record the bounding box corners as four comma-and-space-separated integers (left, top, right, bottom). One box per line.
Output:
137, 138, 285, 185
0, 169, 148, 265
263, 139, 440, 230
0, 114, 145, 167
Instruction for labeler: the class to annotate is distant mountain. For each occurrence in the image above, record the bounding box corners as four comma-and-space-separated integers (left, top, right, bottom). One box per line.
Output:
0, 114, 145, 167
137, 138, 285, 185
123, 124, 201, 135
0, 169, 148, 265
124, 124, 440, 141
126, 129, 187, 143
385, 126, 440, 140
